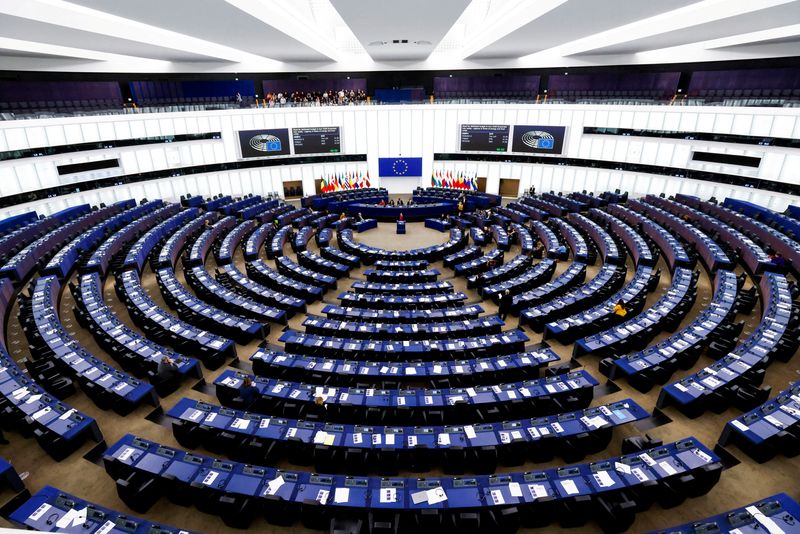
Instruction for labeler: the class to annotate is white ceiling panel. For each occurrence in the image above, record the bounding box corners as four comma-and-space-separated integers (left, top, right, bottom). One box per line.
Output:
0, 14, 218, 62
68, 0, 329, 62
572, 1, 800, 56
469, 0, 698, 60
0, 0, 796, 72
331, 0, 471, 60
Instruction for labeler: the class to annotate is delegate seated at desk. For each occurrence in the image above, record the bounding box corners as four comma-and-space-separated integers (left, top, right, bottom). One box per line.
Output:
237, 377, 259, 409
532, 240, 544, 259
357, 212, 365, 222
613, 299, 628, 318
308, 396, 327, 421
156, 356, 180, 388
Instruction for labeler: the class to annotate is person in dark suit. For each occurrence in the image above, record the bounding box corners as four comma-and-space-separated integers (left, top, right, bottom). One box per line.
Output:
238, 377, 259, 409
308, 396, 328, 420
498, 289, 512, 321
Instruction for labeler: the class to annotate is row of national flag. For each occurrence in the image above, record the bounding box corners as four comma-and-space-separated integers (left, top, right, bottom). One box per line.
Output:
320, 171, 371, 193
431, 170, 478, 190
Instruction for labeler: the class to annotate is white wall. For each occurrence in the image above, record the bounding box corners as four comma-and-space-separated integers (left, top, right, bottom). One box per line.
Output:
1, 103, 798, 216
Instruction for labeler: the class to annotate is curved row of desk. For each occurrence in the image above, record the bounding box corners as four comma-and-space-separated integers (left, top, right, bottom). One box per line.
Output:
102, 433, 722, 531
214, 368, 598, 425
249, 346, 560, 387
166, 396, 648, 472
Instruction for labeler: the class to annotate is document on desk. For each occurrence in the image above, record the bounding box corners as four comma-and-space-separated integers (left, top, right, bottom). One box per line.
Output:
379, 488, 397, 503
427, 487, 447, 504
259, 476, 285, 498
464, 425, 477, 439
559, 479, 579, 495
334, 487, 350, 504
508, 482, 523, 497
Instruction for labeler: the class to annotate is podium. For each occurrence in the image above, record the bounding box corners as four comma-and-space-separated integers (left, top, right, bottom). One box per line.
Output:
396, 221, 406, 234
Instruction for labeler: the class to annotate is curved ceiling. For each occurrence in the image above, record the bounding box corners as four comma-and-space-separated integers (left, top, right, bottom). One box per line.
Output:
0, 0, 798, 73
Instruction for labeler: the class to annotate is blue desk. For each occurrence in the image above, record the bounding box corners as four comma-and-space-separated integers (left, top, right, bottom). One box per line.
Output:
652, 493, 800, 534
26, 275, 157, 414
214, 368, 597, 425
602, 269, 738, 392
321, 246, 360, 269
0, 211, 37, 236
544, 266, 654, 344
10, 485, 195, 533
156, 267, 266, 343
337, 291, 468, 310
513, 262, 586, 311
353, 218, 378, 232
156, 212, 217, 269
276, 255, 337, 289
574, 268, 696, 358
0, 457, 24, 493
568, 212, 622, 265
277, 328, 529, 360
206, 195, 233, 211
629, 199, 733, 272
521, 263, 625, 332
243, 261, 320, 306
589, 208, 654, 267
118, 269, 234, 369
320, 303, 483, 323
217, 219, 256, 265
102, 433, 721, 530
84, 203, 177, 277
338, 227, 467, 264
607, 204, 693, 273
301, 313, 503, 340
397, 220, 406, 234
250, 345, 559, 386
42, 199, 143, 280
364, 268, 440, 284
481, 258, 557, 301
1, 204, 119, 283
444, 245, 481, 268
186, 265, 288, 325
168, 396, 647, 469
75, 273, 202, 381
425, 218, 451, 232
186, 215, 236, 267
658, 271, 795, 418
123, 208, 199, 272
346, 203, 456, 222
298, 250, 350, 278
551, 218, 590, 263
350, 280, 453, 296
718, 381, 800, 463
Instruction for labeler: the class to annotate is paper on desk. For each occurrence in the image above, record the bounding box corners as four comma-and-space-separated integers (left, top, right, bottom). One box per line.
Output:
427, 487, 447, 504
559, 479, 579, 495
508, 482, 523, 497
334, 487, 350, 503
379, 488, 397, 503
266, 476, 284, 495
464, 425, 477, 439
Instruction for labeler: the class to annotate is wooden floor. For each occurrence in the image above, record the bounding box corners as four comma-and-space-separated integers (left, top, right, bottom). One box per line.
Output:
0, 204, 798, 533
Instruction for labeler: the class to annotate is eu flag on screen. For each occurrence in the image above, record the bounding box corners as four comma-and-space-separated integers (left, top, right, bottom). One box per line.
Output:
378, 157, 423, 177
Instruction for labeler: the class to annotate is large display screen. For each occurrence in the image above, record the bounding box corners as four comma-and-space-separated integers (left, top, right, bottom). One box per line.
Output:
459, 124, 510, 152
238, 128, 291, 158
511, 125, 567, 154
291, 127, 341, 155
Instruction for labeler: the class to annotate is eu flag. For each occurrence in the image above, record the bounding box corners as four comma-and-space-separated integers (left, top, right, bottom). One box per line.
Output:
378, 157, 423, 177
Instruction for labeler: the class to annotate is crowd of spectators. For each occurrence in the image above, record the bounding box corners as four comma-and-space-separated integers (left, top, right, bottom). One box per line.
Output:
263, 89, 368, 107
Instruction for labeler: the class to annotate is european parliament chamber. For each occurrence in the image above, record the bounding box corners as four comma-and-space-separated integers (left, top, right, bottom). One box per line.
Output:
0, 2, 799, 533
